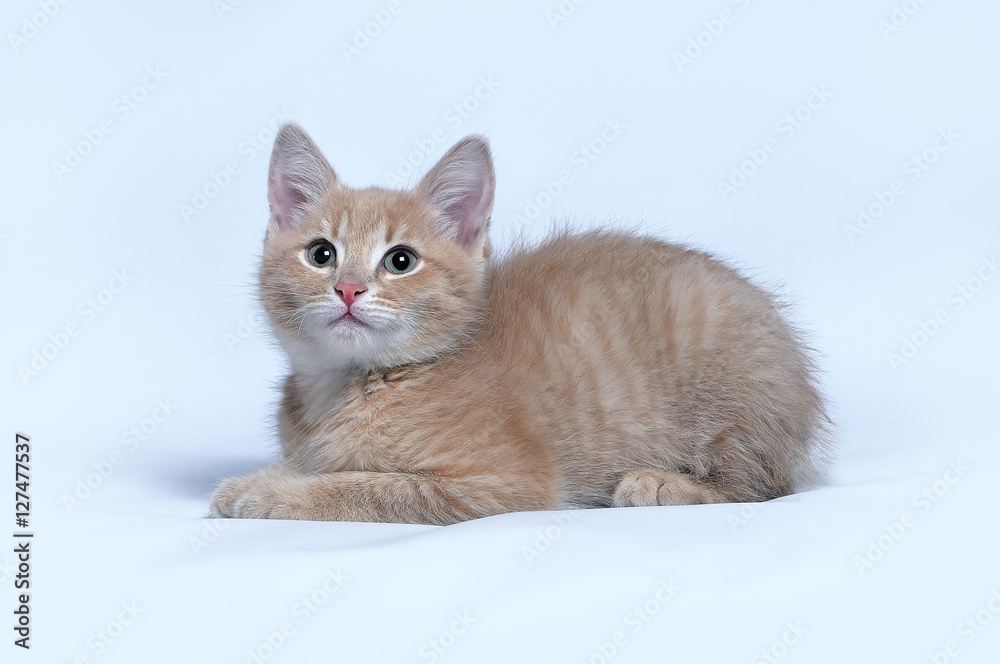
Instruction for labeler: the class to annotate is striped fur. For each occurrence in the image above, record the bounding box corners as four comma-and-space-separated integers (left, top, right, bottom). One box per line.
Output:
210, 125, 832, 524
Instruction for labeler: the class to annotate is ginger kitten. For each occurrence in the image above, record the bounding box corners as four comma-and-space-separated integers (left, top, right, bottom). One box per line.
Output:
210, 123, 830, 524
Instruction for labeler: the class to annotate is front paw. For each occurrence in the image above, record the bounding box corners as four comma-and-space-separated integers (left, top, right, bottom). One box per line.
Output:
210, 468, 309, 520
209, 473, 257, 517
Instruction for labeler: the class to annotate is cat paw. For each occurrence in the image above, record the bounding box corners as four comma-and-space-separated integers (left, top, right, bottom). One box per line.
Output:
210, 468, 311, 520
612, 468, 720, 507
209, 474, 254, 517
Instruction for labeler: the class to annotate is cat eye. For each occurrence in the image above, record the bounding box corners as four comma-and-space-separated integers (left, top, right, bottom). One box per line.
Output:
306, 241, 336, 268
383, 247, 419, 275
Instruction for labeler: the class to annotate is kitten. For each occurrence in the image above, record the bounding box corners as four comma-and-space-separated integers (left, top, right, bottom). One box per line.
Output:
210, 123, 831, 524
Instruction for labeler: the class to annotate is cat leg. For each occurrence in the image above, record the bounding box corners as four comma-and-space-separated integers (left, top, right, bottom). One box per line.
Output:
612, 468, 724, 507
210, 464, 549, 525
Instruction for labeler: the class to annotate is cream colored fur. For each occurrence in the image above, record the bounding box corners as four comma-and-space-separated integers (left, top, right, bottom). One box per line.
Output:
210, 124, 831, 524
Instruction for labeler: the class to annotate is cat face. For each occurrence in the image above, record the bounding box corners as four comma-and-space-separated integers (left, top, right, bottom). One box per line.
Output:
259, 125, 495, 371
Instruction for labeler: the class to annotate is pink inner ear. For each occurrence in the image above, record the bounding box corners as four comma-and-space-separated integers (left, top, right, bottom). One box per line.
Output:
452, 188, 492, 249
415, 136, 495, 252
270, 172, 309, 230
266, 123, 337, 231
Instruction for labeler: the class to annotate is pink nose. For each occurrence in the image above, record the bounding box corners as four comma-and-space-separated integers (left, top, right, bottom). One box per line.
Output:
334, 281, 366, 309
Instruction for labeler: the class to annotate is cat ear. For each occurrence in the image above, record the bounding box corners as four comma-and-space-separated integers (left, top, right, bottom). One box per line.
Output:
414, 135, 495, 252
267, 123, 337, 231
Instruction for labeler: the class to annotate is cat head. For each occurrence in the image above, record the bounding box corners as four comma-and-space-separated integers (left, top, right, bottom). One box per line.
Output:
259, 123, 495, 372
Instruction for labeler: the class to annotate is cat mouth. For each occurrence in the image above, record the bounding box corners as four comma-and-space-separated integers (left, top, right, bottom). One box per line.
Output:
328, 312, 370, 329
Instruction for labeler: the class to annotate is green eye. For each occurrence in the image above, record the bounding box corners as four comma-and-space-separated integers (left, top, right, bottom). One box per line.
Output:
307, 241, 336, 267
383, 247, 418, 275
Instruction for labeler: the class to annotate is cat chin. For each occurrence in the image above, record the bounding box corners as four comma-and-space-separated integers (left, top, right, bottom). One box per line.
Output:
325, 315, 374, 336
275, 323, 425, 373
